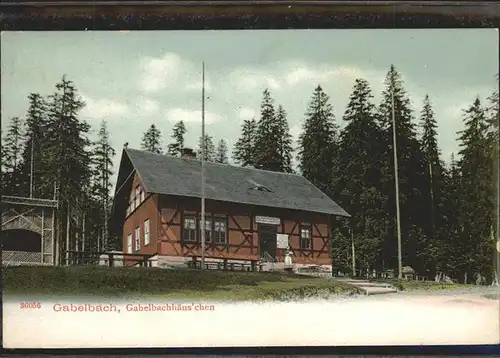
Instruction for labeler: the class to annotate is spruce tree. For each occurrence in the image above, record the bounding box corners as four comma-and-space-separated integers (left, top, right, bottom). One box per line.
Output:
486, 75, 499, 247
43, 75, 93, 261
167, 120, 187, 156
254, 89, 281, 172
331, 223, 352, 275
197, 134, 215, 162
336, 79, 387, 274
0, 128, 3, 191
44, 75, 92, 201
297, 85, 338, 197
215, 139, 229, 164
90, 120, 116, 250
456, 97, 495, 282
275, 105, 294, 173
418, 94, 447, 273
1, 117, 24, 195
2, 117, 24, 171
141, 124, 163, 154
18, 93, 49, 198
233, 117, 257, 167
439, 154, 463, 276
377, 65, 428, 274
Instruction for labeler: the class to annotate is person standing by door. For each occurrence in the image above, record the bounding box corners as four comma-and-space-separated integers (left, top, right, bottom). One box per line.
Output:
284, 246, 294, 273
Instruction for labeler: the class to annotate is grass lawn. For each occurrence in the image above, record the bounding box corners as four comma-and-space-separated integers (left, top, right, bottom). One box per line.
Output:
370, 278, 466, 291
3, 266, 362, 301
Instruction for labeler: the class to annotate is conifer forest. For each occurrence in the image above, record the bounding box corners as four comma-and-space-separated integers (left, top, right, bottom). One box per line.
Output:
2, 66, 499, 283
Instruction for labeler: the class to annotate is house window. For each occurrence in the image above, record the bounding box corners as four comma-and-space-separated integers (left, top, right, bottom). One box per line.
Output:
134, 226, 140, 251
130, 191, 135, 212
183, 216, 197, 242
213, 219, 227, 244
127, 233, 132, 254
126, 206, 131, 216
300, 225, 312, 250
135, 186, 140, 208
199, 218, 212, 243
140, 190, 145, 203
144, 219, 150, 245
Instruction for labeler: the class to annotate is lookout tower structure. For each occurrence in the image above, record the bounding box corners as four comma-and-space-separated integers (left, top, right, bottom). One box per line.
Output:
1, 195, 58, 266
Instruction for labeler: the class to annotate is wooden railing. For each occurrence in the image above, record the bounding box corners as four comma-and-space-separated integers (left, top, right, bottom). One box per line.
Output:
62, 250, 155, 267
2, 251, 47, 266
260, 251, 276, 271
187, 256, 264, 272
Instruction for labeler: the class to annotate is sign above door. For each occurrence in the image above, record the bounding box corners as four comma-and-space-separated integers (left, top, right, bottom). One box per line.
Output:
255, 216, 280, 225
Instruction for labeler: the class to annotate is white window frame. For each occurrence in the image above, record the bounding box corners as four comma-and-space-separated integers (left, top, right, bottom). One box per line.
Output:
144, 219, 150, 245
199, 218, 212, 243
213, 218, 227, 244
134, 226, 140, 251
135, 186, 140, 208
127, 233, 133, 254
182, 216, 197, 242
140, 190, 145, 203
299, 225, 312, 250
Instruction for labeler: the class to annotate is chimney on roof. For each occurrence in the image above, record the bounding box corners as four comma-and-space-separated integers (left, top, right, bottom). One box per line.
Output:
181, 147, 197, 159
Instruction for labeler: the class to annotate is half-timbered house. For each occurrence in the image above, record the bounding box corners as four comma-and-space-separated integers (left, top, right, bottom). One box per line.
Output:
110, 148, 350, 269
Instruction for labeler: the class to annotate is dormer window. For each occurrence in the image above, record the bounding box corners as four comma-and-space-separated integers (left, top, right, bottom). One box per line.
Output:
253, 185, 272, 192
135, 186, 140, 208
129, 192, 135, 212
247, 179, 273, 193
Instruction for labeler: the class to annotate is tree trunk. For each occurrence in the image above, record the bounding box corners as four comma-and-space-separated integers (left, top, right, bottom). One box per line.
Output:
428, 161, 436, 239
66, 207, 70, 266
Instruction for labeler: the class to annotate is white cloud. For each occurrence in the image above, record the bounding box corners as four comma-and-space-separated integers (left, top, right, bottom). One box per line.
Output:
237, 107, 256, 121
80, 94, 128, 120
184, 79, 213, 92
285, 63, 365, 86
139, 52, 215, 95
285, 66, 316, 86
165, 108, 220, 125
79, 94, 163, 121
267, 77, 281, 90
290, 123, 302, 142
139, 53, 185, 93
135, 97, 160, 114
228, 68, 281, 93
229, 62, 366, 94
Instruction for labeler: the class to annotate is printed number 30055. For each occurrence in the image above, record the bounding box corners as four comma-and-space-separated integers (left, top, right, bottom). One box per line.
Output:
20, 302, 41, 309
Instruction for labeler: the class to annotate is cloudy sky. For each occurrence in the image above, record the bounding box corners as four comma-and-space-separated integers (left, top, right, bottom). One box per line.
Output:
2, 29, 498, 186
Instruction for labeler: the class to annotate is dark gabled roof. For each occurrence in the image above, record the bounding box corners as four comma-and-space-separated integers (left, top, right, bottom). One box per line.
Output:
119, 148, 350, 217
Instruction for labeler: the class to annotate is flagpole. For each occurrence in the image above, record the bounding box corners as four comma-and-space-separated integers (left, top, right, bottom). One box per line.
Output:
391, 81, 403, 279
350, 226, 356, 277
496, 80, 500, 285
201, 62, 206, 270
30, 138, 34, 198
